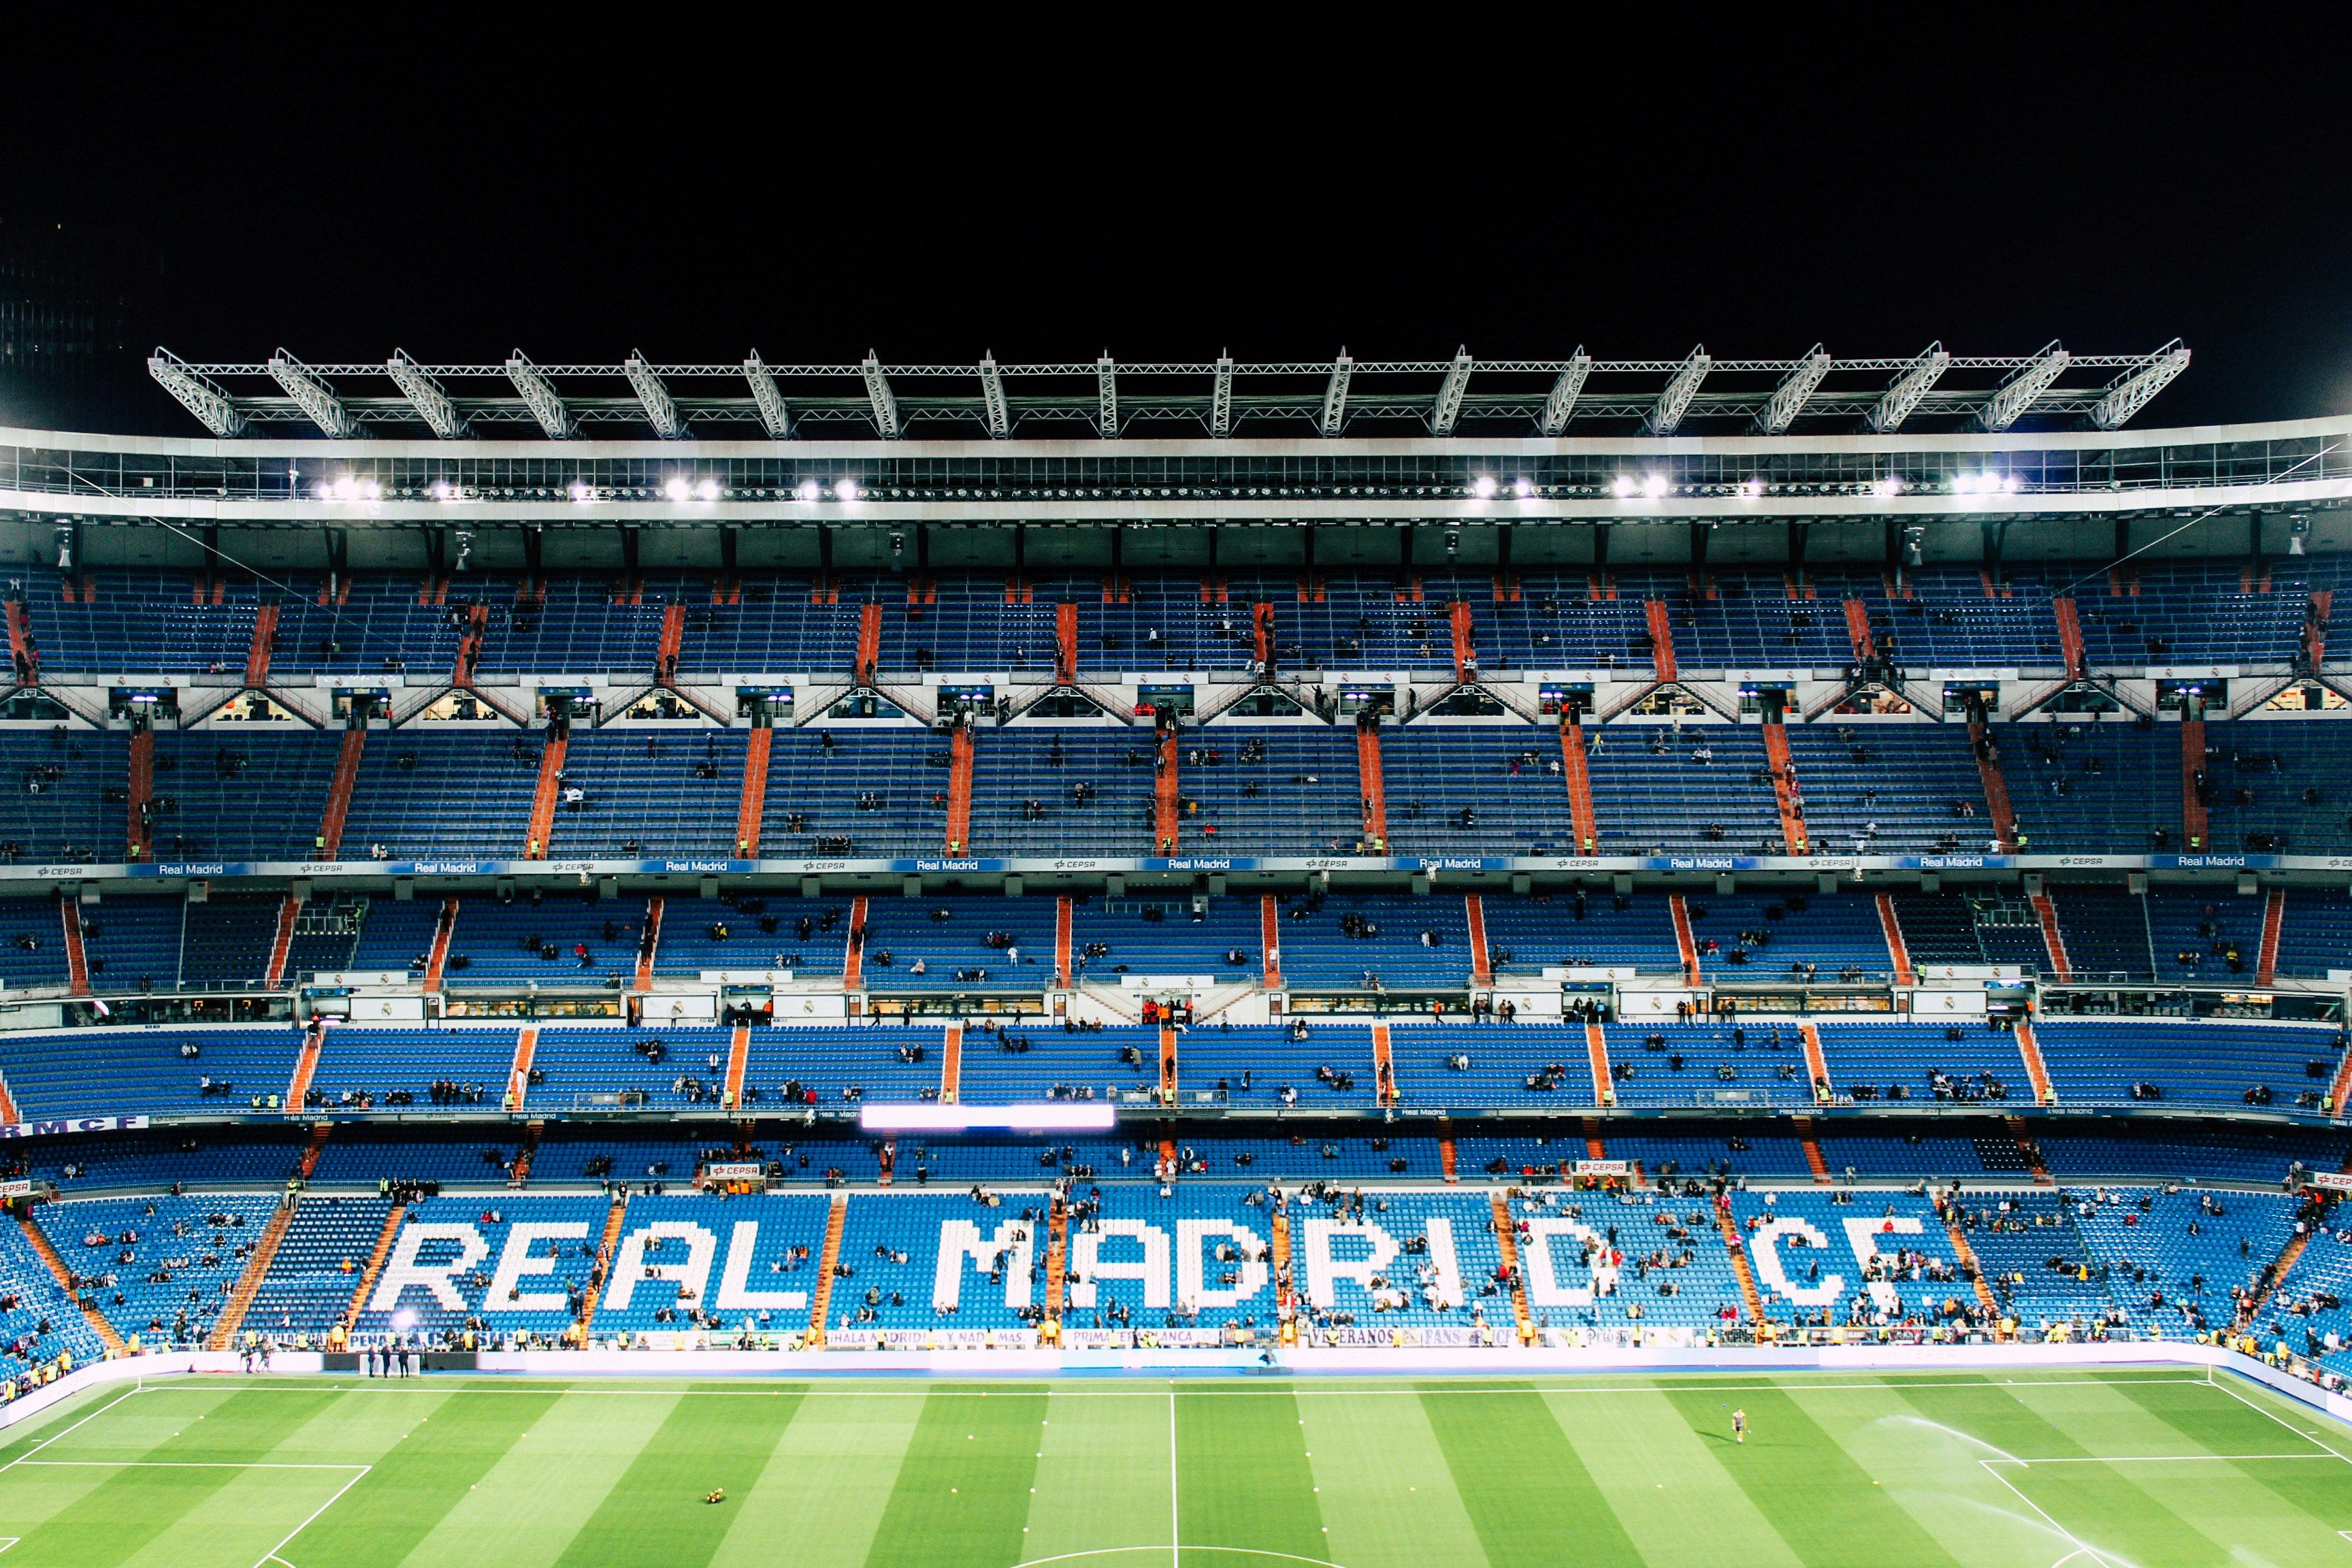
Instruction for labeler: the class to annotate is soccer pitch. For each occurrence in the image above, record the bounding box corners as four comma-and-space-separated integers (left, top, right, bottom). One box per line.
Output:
0, 1369, 2346, 1567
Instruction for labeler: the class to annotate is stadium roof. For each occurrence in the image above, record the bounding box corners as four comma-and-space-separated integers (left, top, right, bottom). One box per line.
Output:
148, 342, 2193, 442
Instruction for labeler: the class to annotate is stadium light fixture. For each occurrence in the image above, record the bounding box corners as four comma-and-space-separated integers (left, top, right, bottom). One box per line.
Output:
1867, 343, 1950, 433
743, 350, 793, 439
795, 480, 821, 503
1978, 341, 2070, 433
1471, 475, 1498, 499
664, 478, 691, 504
1873, 476, 1905, 499
625, 351, 689, 440
1512, 478, 1535, 500
389, 350, 466, 438
505, 351, 576, 439
431, 481, 457, 502
146, 348, 248, 438
861, 352, 902, 438
1754, 344, 1831, 434
1430, 348, 1473, 436
1742, 477, 1765, 500
2089, 340, 2191, 431
834, 478, 860, 503
858, 1103, 1117, 1133
1642, 474, 1669, 499
570, 483, 594, 504
1539, 349, 1592, 436
1644, 346, 1710, 435
267, 350, 363, 439
1613, 476, 1637, 499
1320, 350, 1353, 438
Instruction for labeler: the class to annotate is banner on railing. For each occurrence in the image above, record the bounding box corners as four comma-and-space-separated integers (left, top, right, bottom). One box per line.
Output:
0, 1115, 147, 1141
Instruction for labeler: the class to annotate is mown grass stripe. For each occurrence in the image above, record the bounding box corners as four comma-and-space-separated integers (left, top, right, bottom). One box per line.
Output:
1545, 1386, 1807, 1568
274, 1387, 564, 1568
861, 1387, 1048, 1568
384, 1386, 686, 1567
2104, 1376, 2352, 1546
1022, 1390, 1173, 1564
1175, 1383, 1324, 1563
1664, 1386, 1967, 1568
709, 1386, 920, 1568
1422, 1383, 1640, 1568
549, 1386, 807, 1568
1, 1386, 344, 1568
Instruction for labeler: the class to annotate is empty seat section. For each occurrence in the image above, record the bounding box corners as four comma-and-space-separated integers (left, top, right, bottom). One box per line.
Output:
77, 895, 184, 993
308, 1125, 527, 1186
20, 570, 258, 674
1603, 1023, 1813, 1110
1386, 1021, 1584, 1111
50, 1192, 278, 1348
0, 731, 129, 862
553, 730, 747, 856
1781, 725, 1989, 855
150, 731, 340, 860
269, 574, 465, 677
339, 732, 541, 859
1584, 727, 1777, 855
968, 729, 1141, 858
1381, 726, 1576, 855
0, 896, 71, 990
178, 894, 283, 989
528, 1026, 734, 1111
1480, 889, 1681, 973
674, 576, 862, 676
11, 1128, 304, 1191
1069, 893, 1259, 987
1179, 1023, 1377, 1109
243, 1192, 393, 1333
1889, 893, 1987, 968
476, 583, 666, 676
438, 894, 638, 987
2048, 885, 2156, 982
760, 728, 940, 858
1271, 893, 1469, 991
2034, 1019, 2342, 1111
2198, 719, 2352, 855
2275, 889, 2352, 980
307, 1025, 517, 1110
348, 898, 446, 976
2069, 1186, 2296, 1338
653, 895, 849, 977
854, 896, 1051, 992
1485, 574, 1654, 668
2001, 723, 2180, 853
1812, 1021, 2026, 1105
0, 1026, 301, 1118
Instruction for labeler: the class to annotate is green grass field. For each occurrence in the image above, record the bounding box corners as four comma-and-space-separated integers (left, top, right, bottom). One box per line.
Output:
0, 1369, 2345, 1567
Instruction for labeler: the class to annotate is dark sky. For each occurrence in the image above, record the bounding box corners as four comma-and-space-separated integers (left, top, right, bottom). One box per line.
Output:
9, 17, 2351, 434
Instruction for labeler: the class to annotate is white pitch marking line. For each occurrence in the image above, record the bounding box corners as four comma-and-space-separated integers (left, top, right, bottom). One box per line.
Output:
1976, 1461, 2126, 1568
247, 1463, 372, 1568
2203, 1373, 2352, 1465
153, 1375, 2218, 1398
13, 1461, 370, 1471
0, 1384, 145, 1474
1169, 1389, 1181, 1568
1982, 1454, 2342, 1465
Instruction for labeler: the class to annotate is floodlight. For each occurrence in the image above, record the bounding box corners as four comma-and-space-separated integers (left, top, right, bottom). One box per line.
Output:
1954, 474, 1978, 495
570, 483, 593, 503
1643, 474, 1668, 499
835, 478, 860, 502
1612, 476, 1637, 499
361, 479, 381, 502
696, 479, 720, 502
1512, 478, 1535, 499
664, 477, 691, 503
431, 481, 455, 502
796, 480, 822, 503
2003, 474, 2023, 493
1742, 477, 1764, 500
1874, 476, 1904, 499
1471, 475, 1498, 499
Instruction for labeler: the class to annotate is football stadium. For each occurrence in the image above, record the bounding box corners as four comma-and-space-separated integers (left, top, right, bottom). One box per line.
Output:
0, 340, 2346, 1565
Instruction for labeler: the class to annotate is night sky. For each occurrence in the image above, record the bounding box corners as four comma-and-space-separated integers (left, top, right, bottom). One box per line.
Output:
7, 18, 2349, 434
